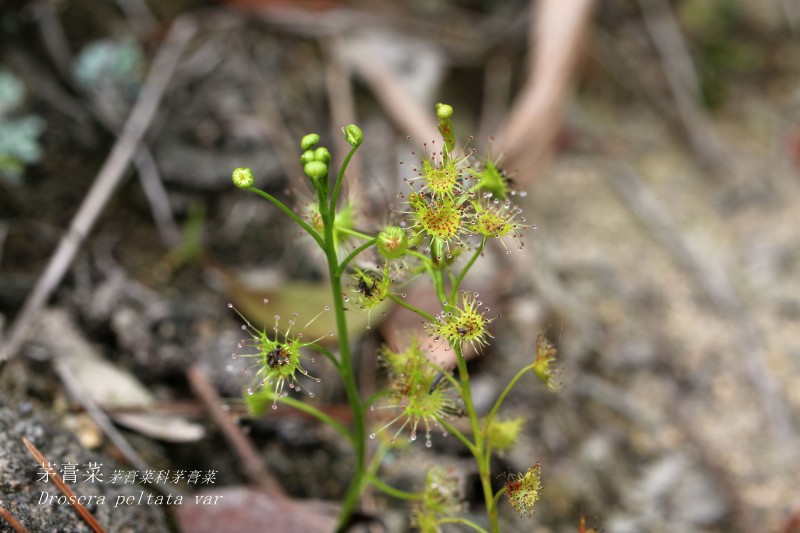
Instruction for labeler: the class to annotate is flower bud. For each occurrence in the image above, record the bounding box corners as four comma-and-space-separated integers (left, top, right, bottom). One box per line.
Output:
300, 149, 315, 165
343, 124, 363, 147
436, 103, 455, 154
436, 103, 453, 119
301, 133, 320, 151
303, 160, 328, 180
486, 417, 525, 454
313, 146, 332, 164
232, 167, 254, 189
376, 226, 409, 259
471, 160, 510, 200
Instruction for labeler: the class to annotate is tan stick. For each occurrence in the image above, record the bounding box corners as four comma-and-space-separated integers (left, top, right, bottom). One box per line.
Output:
0, 506, 31, 533
494, 0, 595, 186
22, 438, 106, 533
0, 16, 197, 363
186, 366, 286, 497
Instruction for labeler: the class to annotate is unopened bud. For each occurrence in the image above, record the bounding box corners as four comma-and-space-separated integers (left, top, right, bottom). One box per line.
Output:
301, 133, 320, 151
376, 226, 409, 259
436, 103, 453, 119
303, 160, 328, 180
232, 167, 254, 189
314, 146, 331, 164
343, 124, 363, 147
436, 103, 455, 154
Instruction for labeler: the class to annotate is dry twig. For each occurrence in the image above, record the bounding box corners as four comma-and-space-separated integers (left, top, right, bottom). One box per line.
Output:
231, 37, 306, 185
33, 0, 181, 248
0, 506, 30, 533
22, 438, 106, 533
494, 0, 595, 185
0, 15, 197, 363
345, 49, 439, 144
323, 37, 364, 203
186, 365, 285, 497
637, 0, 728, 171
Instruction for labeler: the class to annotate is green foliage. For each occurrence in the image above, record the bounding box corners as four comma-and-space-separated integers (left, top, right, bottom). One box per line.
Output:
72, 39, 144, 94
0, 69, 45, 185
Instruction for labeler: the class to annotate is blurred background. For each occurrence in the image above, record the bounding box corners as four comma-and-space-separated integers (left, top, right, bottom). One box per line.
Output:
0, 0, 799, 531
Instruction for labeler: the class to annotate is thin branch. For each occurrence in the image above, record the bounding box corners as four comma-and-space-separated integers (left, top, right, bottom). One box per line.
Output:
22, 438, 106, 533
0, 15, 197, 363
33, 0, 181, 247
0, 506, 31, 533
637, 0, 728, 170
186, 366, 286, 496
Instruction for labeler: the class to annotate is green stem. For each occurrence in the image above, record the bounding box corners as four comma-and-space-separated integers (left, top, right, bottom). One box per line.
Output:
453, 346, 481, 445
492, 486, 507, 509
452, 344, 499, 533
271, 395, 351, 442
307, 342, 341, 371
337, 237, 377, 276
387, 293, 436, 322
437, 517, 489, 533
319, 184, 367, 533
245, 186, 323, 248
450, 237, 487, 301
484, 364, 534, 430
336, 226, 374, 241
431, 262, 449, 306
436, 416, 476, 456
330, 145, 358, 213
368, 476, 420, 501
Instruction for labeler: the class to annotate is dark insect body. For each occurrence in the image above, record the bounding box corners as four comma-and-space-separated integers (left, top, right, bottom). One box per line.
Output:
266, 345, 290, 368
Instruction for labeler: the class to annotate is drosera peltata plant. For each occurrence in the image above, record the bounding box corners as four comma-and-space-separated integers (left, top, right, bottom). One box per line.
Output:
229, 104, 559, 532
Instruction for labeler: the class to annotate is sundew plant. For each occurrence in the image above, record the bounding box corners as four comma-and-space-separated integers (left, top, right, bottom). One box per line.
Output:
230, 104, 558, 532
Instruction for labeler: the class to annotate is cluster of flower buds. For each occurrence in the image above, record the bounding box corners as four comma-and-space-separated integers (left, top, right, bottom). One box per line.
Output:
300, 133, 331, 181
